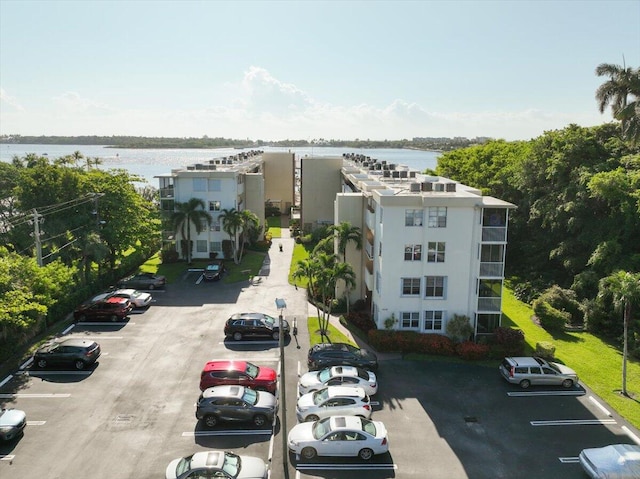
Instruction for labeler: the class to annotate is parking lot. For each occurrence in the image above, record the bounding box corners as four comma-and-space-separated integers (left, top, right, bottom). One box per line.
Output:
1, 241, 639, 478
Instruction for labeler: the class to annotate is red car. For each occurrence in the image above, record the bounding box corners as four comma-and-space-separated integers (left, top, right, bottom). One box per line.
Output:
74, 296, 133, 322
199, 361, 277, 393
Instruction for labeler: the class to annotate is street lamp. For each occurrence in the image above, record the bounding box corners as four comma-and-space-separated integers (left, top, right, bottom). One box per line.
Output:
275, 298, 288, 470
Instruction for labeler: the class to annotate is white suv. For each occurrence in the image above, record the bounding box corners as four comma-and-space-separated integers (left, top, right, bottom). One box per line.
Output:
499, 356, 579, 389
296, 386, 372, 422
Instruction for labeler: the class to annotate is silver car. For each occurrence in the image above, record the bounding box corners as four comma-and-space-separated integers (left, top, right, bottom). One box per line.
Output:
296, 386, 372, 422
0, 408, 26, 441
499, 356, 579, 389
579, 444, 640, 479
165, 450, 267, 479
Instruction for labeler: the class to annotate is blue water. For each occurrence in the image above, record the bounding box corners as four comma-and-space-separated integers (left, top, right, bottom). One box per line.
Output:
0, 144, 441, 185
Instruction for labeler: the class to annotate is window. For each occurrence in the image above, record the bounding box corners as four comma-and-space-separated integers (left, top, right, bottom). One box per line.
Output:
482, 208, 506, 227
476, 313, 500, 334
210, 220, 221, 232
375, 272, 381, 294
196, 240, 207, 253
402, 278, 421, 296
424, 310, 444, 330
427, 242, 445, 262
405, 209, 423, 226
208, 179, 221, 191
425, 276, 445, 298
209, 200, 221, 211
400, 312, 420, 329
378, 241, 382, 256
428, 207, 447, 228
193, 178, 207, 192
478, 279, 502, 297
404, 244, 422, 261
209, 241, 221, 252
481, 244, 504, 262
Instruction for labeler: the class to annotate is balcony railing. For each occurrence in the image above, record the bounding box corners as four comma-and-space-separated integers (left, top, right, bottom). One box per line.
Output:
477, 297, 501, 312
482, 227, 507, 242
479, 262, 504, 277
365, 241, 374, 259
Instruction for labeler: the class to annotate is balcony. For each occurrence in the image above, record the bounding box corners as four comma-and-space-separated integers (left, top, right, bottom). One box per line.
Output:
479, 262, 504, 277
477, 297, 501, 312
482, 226, 506, 242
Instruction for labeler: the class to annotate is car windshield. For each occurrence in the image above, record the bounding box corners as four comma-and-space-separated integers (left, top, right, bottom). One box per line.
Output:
312, 388, 330, 405
244, 362, 259, 379
175, 455, 194, 475
207, 264, 220, 271
130, 291, 142, 298
360, 418, 377, 435
242, 388, 258, 405
312, 417, 332, 439
262, 315, 276, 327
548, 363, 562, 374
317, 369, 333, 382
222, 452, 240, 476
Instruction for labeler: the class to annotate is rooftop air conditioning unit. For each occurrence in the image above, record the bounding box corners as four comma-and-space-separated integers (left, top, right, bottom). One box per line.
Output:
383, 170, 391, 178
446, 183, 456, 192
400, 171, 408, 178
421, 182, 433, 192
410, 182, 421, 192
409, 171, 416, 178
392, 171, 400, 178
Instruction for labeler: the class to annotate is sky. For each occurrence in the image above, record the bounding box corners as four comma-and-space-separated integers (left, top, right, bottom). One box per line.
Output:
1, 1, 639, 142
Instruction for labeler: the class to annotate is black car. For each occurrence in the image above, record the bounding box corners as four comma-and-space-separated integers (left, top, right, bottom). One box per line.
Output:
33, 338, 101, 370
195, 385, 278, 428
203, 260, 225, 281
307, 343, 379, 371
224, 312, 290, 341
73, 296, 133, 322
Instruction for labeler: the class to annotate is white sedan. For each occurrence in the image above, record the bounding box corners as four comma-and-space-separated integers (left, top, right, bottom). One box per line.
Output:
288, 415, 389, 461
579, 444, 640, 479
108, 289, 152, 308
298, 365, 378, 396
296, 386, 372, 422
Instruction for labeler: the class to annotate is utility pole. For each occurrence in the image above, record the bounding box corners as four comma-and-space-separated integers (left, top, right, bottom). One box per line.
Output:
275, 298, 288, 472
32, 208, 43, 266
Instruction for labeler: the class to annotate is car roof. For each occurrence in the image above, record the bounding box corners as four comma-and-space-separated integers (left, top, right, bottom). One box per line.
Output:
323, 386, 366, 399
188, 451, 226, 470
112, 289, 138, 295
201, 385, 245, 399
311, 342, 356, 353
105, 296, 129, 304
505, 357, 545, 367
229, 312, 269, 320
202, 360, 247, 372
328, 365, 360, 376
54, 338, 97, 347
328, 415, 365, 430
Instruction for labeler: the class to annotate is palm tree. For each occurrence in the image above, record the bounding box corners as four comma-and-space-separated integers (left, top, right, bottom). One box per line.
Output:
595, 62, 640, 144
329, 221, 362, 313
597, 270, 640, 397
171, 198, 212, 264
237, 209, 260, 262
219, 208, 243, 263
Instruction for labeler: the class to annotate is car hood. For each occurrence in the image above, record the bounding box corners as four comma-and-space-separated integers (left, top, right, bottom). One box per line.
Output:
580, 444, 640, 479
360, 349, 378, 361
165, 458, 181, 479
0, 409, 26, 427
256, 367, 277, 382
296, 392, 316, 411
237, 455, 267, 479
287, 421, 315, 443
551, 362, 578, 376
255, 391, 277, 410
298, 372, 320, 388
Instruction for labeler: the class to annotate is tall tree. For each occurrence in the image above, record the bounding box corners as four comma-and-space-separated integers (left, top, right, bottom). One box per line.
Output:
237, 209, 260, 262
329, 221, 362, 314
597, 271, 640, 397
219, 208, 243, 263
595, 62, 640, 144
171, 198, 212, 264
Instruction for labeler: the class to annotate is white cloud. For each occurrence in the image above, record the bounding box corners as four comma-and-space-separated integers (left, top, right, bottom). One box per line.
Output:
52, 91, 115, 114
0, 87, 25, 111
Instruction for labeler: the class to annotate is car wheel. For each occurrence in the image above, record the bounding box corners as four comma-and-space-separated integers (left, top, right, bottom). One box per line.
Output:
358, 448, 374, 461
301, 447, 317, 460
253, 414, 267, 427
36, 358, 47, 368
109, 314, 119, 322
519, 379, 531, 389
305, 414, 319, 422
204, 415, 218, 428
74, 360, 86, 370
272, 331, 279, 340
562, 379, 574, 388
78, 314, 87, 322
233, 332, 243, 341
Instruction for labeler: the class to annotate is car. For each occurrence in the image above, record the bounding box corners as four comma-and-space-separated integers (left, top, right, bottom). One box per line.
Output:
73, 296, 133, 322
224, 312, 290, 341
107, 288, 152, 308
307, 342, 378, 371
196, 385, 277, 428
298, 365, 378, 396
33, 338, 101, 370
203, 259, 225, 281
0, 408, 27, 441
165, 450, 267, 479
579, 444, 640, 479
117, 272, 166, 290
499, 356, 579, 389
287, 415, 389, 461
200, 360, 277, 393
296, 386, 371, 422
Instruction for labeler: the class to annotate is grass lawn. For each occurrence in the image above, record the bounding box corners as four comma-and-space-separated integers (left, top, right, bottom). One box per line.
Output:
307, 317, 356, 346
288, 242, 314, 288
266, 216, 281, 238
502, 285, 640, 430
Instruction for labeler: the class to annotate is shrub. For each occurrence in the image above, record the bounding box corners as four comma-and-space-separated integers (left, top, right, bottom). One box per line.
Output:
345, 311, 377, 334
456, 341, 490, 360
446, 314, 473, 343
535, 341, 556, 360
160, 249, 179, 263
533, 299, 570, 332
537, 285, 583, 325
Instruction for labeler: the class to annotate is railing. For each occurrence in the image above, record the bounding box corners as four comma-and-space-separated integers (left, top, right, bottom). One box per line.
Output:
477, 297, 501, 312
479, 262, 504, 277
365, 241, 374, 259
482, 227, 507, 242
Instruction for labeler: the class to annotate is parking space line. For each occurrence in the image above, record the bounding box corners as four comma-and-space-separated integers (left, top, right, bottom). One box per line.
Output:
559, 457, 580, 463
0, 393, 71, 398
27, 421, 46, 426
588, 396, 612, 416
507, 390, 585, 397
531, 419, 617, 426
0, 374, 13, 388
0, 455, 15, 461
23, 370, 93, 376
182, 430, 273, 437
62, 324, 75, 334
295, 463, 397, 470
623, 425, 640, 445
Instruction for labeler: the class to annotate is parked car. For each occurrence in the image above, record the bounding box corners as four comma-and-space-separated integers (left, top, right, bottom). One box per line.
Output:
307, 342, 378, 371
287, 415, 389, 461
107, 289, 152, 308
165, 450, 267, 479
298, 366, 378, 396
117, 272, 166, 290
200, 360, 277, 393
33, 338, 101, 370
499, 356, 579, 389
224, 312, 290, 341
203, 260, 225, 281
579, 444, 640, 479
195, 385, 277, 428
0, 408, 26, 441
74, 296, 132, 322
296, 386, 371, 422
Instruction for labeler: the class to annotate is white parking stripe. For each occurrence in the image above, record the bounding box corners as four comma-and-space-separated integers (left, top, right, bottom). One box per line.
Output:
25, 371, 92, 376
507, 390, 584, 397
27, 421, 46, 426
559, 457, 580, 463
182, 430, 272, 437
623, 425, 640, 445
0, 455, 15, 461
588, 396, 612, 416
0, 375, 13, 388
62, 324, 75, 334
531, 419, 617, 426
0, 393, 71, 398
